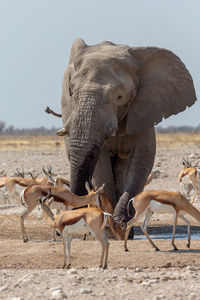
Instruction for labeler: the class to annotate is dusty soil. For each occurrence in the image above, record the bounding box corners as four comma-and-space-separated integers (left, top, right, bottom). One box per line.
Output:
1, 134, 200, 299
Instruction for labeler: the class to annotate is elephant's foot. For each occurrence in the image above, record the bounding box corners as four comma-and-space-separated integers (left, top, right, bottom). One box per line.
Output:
114, 217, 127, 231
113, 192, 135, 239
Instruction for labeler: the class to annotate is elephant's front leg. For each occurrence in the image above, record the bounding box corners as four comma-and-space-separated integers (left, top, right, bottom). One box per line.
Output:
92, 150, 116, 207
113, 128, 156, 228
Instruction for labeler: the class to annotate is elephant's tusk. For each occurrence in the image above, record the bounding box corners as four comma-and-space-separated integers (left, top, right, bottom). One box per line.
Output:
111, 130, 117, 136
57, 127, 68, 136
118, 152, 129, 159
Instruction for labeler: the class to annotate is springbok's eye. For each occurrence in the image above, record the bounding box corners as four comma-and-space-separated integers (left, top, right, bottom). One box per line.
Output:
118, 95, 123, 100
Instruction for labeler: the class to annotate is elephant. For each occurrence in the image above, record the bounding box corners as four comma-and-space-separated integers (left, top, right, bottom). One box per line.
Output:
58, 38, 196, 231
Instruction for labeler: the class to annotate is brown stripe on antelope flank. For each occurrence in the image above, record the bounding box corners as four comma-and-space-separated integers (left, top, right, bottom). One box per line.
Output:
152, 198, 176, 208
52, 195, 66, 203
63, 215, 84, 226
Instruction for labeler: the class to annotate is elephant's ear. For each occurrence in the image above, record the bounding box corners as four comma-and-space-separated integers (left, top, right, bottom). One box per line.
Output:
62, 39, 87, 125
69, 38, 87, 63
61, 64, 75, 125
126, 47, 197, 134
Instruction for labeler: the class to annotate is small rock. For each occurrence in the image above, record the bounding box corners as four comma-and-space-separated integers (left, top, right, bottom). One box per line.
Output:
149, 279, 159, 284
141, 281, 151, 287
135, 267, 143, 272
186, 266, 197, 271
71, 282, 79, 286
87, 281, 95, 286
67, 268, 78, 274
49, 286, 67, 299
154, 295, 165, 300
163, 262, 172, 268
189, 292, 197, 300
0, 286, 8, 292
80, 288, 92, 294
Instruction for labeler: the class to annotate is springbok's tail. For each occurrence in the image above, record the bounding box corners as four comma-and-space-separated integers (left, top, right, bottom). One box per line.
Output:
102, 212, 112, 228
20, 189, 27, 207
102, 212, 118, 239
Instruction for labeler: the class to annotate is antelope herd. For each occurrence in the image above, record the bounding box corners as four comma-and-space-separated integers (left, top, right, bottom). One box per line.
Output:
0, 156, 200, 268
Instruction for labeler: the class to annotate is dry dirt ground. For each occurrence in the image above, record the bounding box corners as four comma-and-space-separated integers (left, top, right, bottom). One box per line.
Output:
0, 134, 200, 299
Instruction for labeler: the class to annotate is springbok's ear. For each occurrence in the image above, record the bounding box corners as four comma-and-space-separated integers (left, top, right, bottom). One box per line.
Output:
42, 166, 46, 174
96, 183, 105, 194
126, 47, 196, 134
85, 181, 91, 193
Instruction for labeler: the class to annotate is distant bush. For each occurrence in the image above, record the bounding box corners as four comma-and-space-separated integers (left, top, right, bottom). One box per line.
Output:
1, 121, 200, 136
0, 122, 58, 136
156, 124, 200, 133
0, 121, 5, 132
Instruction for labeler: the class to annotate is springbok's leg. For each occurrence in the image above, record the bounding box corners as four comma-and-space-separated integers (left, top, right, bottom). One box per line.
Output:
191, 187, 198, 203
3, 187, 9, 204
7, 187, 15, 205
66, 234, 72, 268
124, 219, 135, 252
5, 182, 15, 204
179, 214, 191, 248
95, 231, 107, 268
39, 201, 56, 241
141, 210, 159, 251
180, 181, 186, 197
102, 232, 109, 269
171, 211, 178, 250
62, 228, 67, 268
62, 229, 72, 269
20, 204, 37, 242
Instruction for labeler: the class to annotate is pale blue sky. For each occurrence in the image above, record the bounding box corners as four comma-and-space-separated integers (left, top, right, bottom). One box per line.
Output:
0, 0, 199, 129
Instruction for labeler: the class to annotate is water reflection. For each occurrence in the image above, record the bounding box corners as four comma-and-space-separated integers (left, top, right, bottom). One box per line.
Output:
135, 233, 200, 241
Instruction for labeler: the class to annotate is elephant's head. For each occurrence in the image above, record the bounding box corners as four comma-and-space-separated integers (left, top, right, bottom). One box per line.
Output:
59, 39, 196, 196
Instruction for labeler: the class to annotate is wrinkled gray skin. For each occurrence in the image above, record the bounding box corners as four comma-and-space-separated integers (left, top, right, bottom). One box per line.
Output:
60, 39, 196, 227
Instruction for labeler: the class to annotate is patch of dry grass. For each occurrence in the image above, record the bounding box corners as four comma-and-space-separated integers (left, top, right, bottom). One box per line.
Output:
156, 133, 200, 149
0, 136, 65, 151
1, 133, 200, 152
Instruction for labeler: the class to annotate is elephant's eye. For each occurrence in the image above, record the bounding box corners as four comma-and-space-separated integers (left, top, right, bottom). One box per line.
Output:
69, 85, 73, 97
118, 95, 123, 100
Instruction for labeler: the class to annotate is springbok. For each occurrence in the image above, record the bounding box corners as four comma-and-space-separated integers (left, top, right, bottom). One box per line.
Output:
55, 177, 70, 188
0, 166, 54, 204
0, 168, 26, 203
39, 196, 110, 269
20, 182, 104, 242
178, 157, 200, 203
124, 190, 200, 252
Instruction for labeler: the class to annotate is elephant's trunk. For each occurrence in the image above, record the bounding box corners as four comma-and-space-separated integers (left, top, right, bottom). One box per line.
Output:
67, 90, 117, 196
70, 143, 101, 195
69, 97, 103, 195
